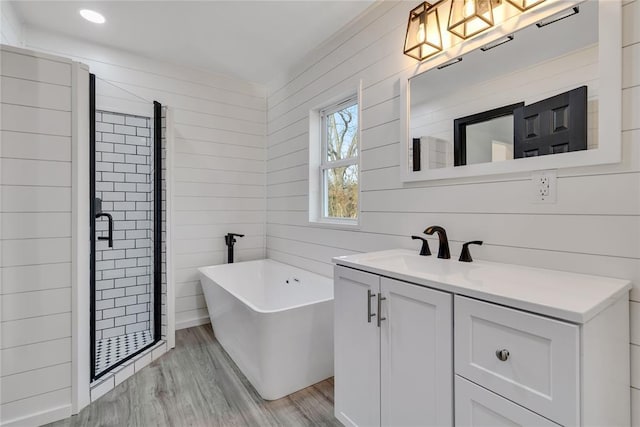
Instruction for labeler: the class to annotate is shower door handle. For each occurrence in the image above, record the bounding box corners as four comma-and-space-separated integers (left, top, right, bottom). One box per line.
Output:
96, 212, 113, 248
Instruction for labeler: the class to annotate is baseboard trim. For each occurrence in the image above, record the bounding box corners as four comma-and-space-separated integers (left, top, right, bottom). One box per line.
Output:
176, 316, 210, 330
2, 404, 72, 427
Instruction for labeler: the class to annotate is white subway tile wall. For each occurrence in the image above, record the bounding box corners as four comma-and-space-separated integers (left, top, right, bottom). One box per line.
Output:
94, 110, 153, 341
93, 107, 169, 375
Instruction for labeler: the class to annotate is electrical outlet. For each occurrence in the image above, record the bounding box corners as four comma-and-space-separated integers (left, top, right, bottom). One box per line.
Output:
531, 170, 557, 203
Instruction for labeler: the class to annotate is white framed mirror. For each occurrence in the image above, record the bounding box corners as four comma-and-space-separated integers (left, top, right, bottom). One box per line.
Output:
399, 0, 621, 182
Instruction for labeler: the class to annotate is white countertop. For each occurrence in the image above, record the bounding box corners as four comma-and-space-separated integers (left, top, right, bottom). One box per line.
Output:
332, 249, 631, 323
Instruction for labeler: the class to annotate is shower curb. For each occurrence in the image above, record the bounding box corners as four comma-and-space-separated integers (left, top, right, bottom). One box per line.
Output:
89, 340, 167, 402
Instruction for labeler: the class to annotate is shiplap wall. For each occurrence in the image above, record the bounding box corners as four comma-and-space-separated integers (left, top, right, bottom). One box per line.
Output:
0, 2, 23, 47
23, 28, 267, 329
0, 45, 75, 426
266, 0, 640, 419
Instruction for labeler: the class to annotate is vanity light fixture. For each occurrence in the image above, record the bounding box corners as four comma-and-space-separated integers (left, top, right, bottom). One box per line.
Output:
480, 34, 514, 51
447, 0, 494, 40
536, 6, 579, 28
79, 9, 106, 24
505, 0, 545, 12
403, 2, 443, 61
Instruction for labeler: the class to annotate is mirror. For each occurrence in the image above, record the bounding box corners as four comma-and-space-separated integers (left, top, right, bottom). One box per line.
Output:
453, 102, 523, 166
401, 0, 620, 181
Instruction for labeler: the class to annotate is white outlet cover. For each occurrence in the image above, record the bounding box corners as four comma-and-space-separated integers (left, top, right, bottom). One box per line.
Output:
531, 170, 557, 203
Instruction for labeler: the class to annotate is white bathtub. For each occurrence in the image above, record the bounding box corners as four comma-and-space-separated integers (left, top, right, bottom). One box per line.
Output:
198, 259, 334, 400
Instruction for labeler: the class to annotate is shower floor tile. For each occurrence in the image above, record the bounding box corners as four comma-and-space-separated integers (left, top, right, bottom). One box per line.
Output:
95, 330, 153, 375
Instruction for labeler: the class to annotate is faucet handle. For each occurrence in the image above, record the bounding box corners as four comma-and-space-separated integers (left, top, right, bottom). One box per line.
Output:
225, 233, 245, 246
411, 235, 431, 256
459, 241, 483, 262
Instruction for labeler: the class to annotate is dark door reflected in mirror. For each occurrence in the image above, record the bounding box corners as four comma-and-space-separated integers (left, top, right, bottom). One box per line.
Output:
453, 103, 523, 166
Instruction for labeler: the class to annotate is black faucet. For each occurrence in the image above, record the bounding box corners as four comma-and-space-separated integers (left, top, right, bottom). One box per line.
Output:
424, 226, 450, 259
224, 233, 244, 263
411, 235, 431, 256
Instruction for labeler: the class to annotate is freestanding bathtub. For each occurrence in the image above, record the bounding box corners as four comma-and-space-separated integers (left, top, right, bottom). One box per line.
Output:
198, 259, 334, 400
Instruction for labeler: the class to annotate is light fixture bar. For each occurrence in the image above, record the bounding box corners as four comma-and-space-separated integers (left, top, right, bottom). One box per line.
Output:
437, 57, 462, 69
480, 35, 514, 51
536, 6, 579, 28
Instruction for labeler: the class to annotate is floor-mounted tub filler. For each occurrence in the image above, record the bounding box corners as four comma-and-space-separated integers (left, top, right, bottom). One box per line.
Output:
199, 259, 334, 400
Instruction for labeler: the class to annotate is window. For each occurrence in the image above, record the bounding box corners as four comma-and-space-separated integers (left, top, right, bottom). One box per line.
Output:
319, 96, 359, 223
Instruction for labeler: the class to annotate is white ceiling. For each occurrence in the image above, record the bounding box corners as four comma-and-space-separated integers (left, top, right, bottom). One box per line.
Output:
11, 1, 376, 85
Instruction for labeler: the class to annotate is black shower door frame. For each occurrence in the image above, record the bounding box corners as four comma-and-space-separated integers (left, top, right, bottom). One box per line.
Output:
89, 74, 162, 381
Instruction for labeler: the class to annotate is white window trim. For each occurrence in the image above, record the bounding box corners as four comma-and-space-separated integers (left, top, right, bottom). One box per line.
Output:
309, 82, 362, 230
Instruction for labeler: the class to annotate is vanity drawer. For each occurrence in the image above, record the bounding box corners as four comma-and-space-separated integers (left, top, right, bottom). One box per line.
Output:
454, 296, 579, 426
455, 376, 560, 427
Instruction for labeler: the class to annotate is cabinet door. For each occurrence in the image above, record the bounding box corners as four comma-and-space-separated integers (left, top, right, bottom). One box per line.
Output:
380, 277, 453, 427
455, 376, 560, 427
334, 266, 381, 427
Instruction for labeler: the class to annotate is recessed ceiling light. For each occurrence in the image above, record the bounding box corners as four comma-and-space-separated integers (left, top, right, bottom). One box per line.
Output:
79, 9, 106, 24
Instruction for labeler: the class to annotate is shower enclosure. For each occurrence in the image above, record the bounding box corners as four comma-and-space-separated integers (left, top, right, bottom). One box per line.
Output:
89, 74, 163, 379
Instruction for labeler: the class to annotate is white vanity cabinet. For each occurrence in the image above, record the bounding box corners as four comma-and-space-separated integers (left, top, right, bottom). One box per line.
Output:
334, 265, 453, 427
333, 249, 632, 427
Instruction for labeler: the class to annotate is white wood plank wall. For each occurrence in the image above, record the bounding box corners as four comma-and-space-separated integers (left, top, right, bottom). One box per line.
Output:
0, 2, 23, 47
0, 46, 74, 426
22, 29, 267, 330
266, 0, 640, 418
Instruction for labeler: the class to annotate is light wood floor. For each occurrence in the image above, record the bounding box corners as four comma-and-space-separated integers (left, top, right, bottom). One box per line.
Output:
48, 325, 340, 426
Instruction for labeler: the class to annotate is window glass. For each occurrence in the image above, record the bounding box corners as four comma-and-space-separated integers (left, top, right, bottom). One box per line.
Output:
321, 98, 359, 221
324, 165, 358, 219
326, 103, 358, 162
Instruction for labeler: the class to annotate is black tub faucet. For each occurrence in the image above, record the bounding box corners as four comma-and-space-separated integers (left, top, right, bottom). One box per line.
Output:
411, 235, 431, 256
424, 226, 450, 259
224, 233, 244, 263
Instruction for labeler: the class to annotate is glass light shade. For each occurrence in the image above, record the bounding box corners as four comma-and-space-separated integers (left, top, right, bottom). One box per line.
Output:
404, 2, 443, 61
447, 0, 494, 40
505, 0, 545, 11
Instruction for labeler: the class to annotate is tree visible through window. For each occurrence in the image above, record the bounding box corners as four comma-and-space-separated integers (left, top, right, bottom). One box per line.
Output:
321, 98, 358, 220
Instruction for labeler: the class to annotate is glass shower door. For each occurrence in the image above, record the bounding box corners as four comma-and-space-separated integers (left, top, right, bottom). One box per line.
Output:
90, 74, 161, 379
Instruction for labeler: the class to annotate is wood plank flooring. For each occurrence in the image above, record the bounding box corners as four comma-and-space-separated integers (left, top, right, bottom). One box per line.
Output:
48, 325, 340, 426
